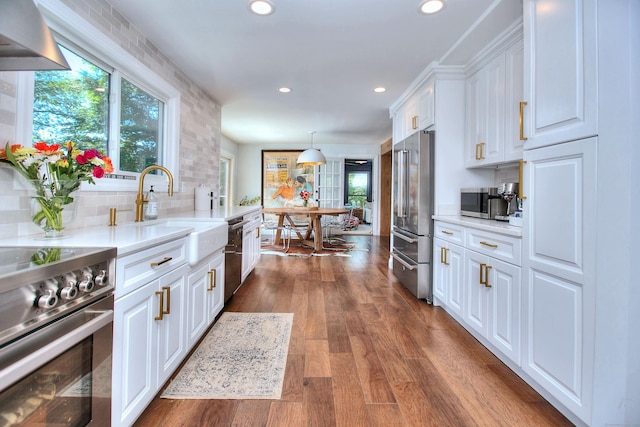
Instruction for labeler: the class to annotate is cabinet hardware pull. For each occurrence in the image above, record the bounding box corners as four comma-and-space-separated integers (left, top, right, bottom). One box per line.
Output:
444, 248, 449, 266
475, 143, 481, 160
155, 291, 164, 320
484, 265, 492, 288
480, 241, 498, 248
479, 142, 485, 159
440, 247, 445, 264
256, 228, 260, 238
412, 116, 418, 130
150, 257, 172, 267
519, 101, 528, 141
208, 269, 217, 290
162, 286, 171, 315
479, 263, 486, 285
519, 160, 527, 200
441, 230, 453, 235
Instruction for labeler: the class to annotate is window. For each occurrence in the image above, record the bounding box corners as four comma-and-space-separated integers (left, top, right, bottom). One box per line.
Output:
119, 78, 163, 173
33, 46, 109, 151
219, 156, 230, 208
19, 3, 181, 192
344, 159, 372, 208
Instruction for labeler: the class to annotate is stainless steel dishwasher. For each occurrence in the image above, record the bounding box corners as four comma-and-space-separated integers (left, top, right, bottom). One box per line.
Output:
224, 216, 248, 302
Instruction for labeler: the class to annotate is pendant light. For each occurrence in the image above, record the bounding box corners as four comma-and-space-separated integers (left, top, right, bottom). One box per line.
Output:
297, 131, 326, 166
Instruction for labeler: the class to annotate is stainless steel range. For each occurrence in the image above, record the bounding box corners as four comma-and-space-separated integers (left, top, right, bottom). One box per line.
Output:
0, 246, 116, 427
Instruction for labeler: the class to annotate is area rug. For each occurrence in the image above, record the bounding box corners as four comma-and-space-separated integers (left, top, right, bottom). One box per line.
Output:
161, 312, 293, 399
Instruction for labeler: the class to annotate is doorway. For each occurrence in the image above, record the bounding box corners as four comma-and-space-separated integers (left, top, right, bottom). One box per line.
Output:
344, 159, 373, 234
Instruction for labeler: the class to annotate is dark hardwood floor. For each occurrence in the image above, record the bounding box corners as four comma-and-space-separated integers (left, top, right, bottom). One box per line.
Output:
134, 236, 572, 427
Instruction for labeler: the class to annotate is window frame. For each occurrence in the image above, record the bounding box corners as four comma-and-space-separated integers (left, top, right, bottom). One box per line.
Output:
15, 0, 181, 193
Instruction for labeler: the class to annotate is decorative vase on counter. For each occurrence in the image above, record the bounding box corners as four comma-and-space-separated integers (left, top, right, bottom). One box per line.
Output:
28, 179, 80, 238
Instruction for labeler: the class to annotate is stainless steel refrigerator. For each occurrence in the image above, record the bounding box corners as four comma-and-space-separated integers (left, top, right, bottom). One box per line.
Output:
391, 130, 434, 302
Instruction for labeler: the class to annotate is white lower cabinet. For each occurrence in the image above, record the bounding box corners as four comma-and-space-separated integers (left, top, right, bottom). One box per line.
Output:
464, 249, 521, 365
112, 236, 228, 427
521, 137, 596, 423
433, 238, 464, 319
187, 248, 225, 348
112, 263, 188, 427
434, 220, 522, 367
242, 211, 262, 283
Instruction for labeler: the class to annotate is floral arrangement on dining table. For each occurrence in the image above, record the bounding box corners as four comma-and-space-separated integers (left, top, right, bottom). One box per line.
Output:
299, 190, 311, 207
1, 141, 113, 237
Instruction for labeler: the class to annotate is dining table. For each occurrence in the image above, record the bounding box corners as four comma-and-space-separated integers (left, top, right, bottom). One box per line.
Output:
262, 207, 349, 252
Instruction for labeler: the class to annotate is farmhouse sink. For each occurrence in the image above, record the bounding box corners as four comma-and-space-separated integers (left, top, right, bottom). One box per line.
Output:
145, 218, 228, 265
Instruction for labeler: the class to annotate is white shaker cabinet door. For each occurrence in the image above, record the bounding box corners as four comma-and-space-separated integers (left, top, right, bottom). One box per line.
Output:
521, 137, 596, 424
522, 0, 597, 149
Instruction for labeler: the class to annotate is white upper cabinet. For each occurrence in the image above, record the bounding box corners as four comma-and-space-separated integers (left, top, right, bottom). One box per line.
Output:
522, 0, 597, 149
465, 53, 505, 167
417, 75, 435, 131
390, 73, 436, 142
465, 33, 524, 168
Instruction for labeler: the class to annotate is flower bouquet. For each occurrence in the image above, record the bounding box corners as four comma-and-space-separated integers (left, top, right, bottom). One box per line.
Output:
300, 190, 311, 207
1, 142, 113, 237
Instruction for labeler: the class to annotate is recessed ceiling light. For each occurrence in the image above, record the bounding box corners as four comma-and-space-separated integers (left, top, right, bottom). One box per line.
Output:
278, 87, 292, 93
374, 87, 386, 93
249, 0, 275, 16
418, 0, 444, 14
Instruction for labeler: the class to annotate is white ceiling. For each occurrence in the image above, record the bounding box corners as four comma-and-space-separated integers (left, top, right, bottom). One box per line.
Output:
106, 0, 522, 146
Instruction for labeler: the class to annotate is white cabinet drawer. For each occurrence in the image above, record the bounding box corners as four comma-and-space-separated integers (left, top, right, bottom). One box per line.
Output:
434, 221, 465, 245
116, 238, 188, 299
466, 229, 521, 266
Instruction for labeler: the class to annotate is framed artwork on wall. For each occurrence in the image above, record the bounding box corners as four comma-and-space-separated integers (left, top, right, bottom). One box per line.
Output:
262, 150, 314, 208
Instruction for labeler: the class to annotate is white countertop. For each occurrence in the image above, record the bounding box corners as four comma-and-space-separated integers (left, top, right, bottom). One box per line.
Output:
433, 215, 522, 237
0, 206, 262, 256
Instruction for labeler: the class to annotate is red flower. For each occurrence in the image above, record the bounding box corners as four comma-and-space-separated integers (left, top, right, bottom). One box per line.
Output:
75, 154, 88, 164
84, 149, 98, 159
92, 167, 105, 178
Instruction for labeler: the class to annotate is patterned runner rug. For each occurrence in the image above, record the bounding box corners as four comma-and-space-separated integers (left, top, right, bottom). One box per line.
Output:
161, 312, 293, 399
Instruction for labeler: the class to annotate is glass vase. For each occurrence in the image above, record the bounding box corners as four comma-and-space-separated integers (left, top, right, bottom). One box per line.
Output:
28, 179, 80, 238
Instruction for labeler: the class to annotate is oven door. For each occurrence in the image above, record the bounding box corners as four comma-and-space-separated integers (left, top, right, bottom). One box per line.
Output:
0, 295, 113, 427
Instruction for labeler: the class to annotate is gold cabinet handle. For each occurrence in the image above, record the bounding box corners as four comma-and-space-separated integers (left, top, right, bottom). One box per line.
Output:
155, 291, 164, 320
519, 101, 528, 141
443, 248, 449, 266
475, 143, 481, 160
208, 269, 217, 290
162, 286, 170, 315
440, 247, 448, 265
441, 230, 453, 235
151, 257, 172, 267
519, 160, 527, 200
412, 115, 418, 130
483, 265, 493, 288
256, 227, 260, 238
479, 142, 485, 159
479, 263, 493, 287
480, 241, 498, 249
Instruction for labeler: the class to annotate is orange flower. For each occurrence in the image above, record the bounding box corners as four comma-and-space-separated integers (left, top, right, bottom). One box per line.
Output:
0, 144, 22, 160
103, 156, 114, 174
33, 142, 61, 155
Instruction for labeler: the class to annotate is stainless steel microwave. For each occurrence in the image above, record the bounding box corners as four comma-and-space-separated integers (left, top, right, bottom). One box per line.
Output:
460, 187, 505, 219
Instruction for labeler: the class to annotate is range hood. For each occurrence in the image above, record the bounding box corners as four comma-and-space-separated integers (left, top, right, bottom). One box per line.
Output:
0, 0, 70, 71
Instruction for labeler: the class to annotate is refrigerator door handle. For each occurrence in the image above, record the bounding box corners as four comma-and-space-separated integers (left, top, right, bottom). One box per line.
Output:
391, 251, 417, 270
397, 150, 408, 218
392, 229, 418, 243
